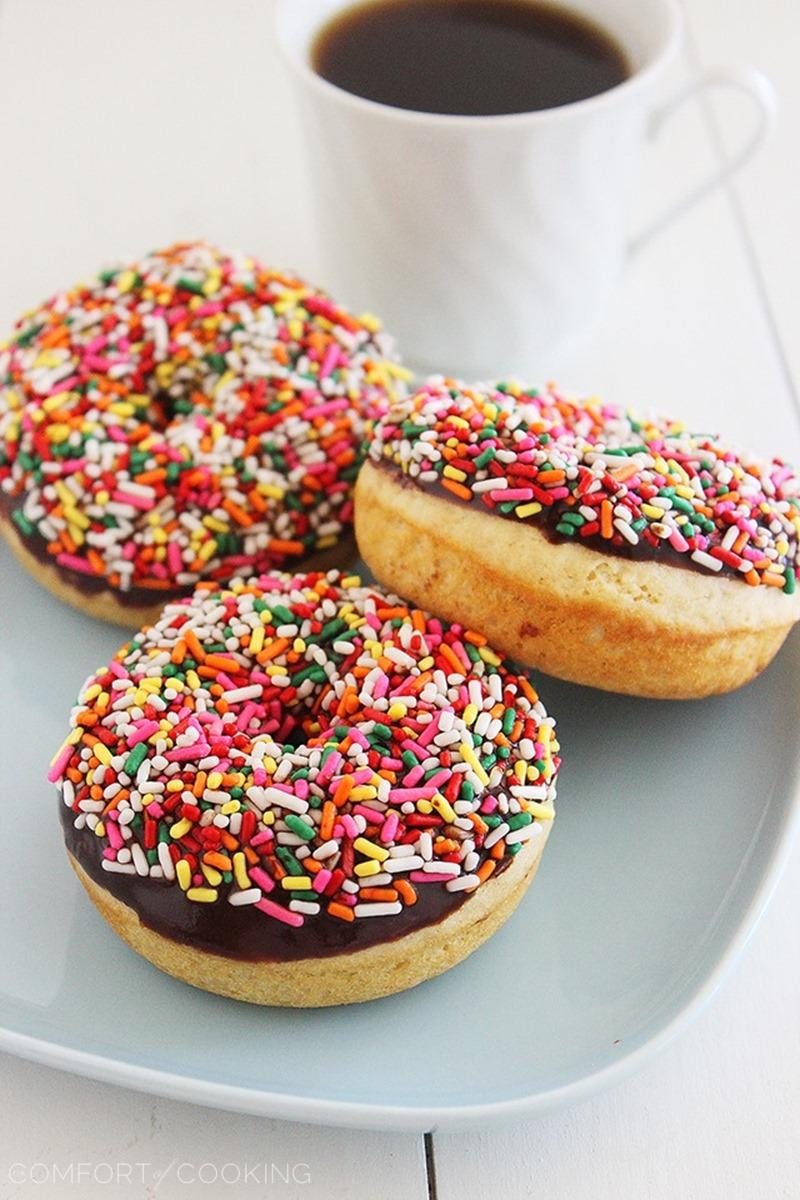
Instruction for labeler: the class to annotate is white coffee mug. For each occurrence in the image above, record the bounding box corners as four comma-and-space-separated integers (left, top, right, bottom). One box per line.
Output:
275, 0, 775, 379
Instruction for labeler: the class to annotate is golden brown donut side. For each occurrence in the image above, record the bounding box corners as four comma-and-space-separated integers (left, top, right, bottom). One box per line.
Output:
355, 462, 800, 699
68, 827, 549, 1007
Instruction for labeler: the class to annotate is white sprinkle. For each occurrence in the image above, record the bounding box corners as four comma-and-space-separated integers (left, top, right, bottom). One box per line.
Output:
445, 874, 481, 892
228, 888, 262, 906
354, 902, 403, 918
691, 549, 723, 571
223, 684, 263, 704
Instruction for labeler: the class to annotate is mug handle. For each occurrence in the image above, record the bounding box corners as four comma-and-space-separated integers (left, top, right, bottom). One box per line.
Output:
630, 64, 777, 255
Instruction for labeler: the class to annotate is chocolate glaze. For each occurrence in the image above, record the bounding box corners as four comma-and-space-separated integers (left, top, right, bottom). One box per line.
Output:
60, 802, 508, 962
375, 459, 751, 584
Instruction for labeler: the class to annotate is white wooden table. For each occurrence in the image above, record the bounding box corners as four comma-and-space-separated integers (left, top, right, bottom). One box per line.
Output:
1, 2, 798, 1197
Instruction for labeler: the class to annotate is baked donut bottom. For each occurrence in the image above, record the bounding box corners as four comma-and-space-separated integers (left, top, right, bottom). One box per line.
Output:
355, 461, 800, 700
67, 826, 550, 1006
0, 514, 354, 630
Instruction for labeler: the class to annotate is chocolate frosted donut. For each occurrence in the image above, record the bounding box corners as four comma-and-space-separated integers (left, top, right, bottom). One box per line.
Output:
356, 379, 800, 698
0, 242, 405, 627
51, 570, 559, 1006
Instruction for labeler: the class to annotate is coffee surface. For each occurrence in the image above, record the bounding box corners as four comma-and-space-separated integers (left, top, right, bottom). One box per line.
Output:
312, 0, 630, 116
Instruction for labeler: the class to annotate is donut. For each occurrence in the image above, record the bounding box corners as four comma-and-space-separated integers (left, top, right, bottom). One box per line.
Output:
0, 242, 405, 628
50, 570, 560, 1006
356, 379, 800, 699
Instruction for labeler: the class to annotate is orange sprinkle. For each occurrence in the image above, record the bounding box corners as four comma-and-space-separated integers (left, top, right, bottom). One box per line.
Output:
477, 860, 497, 884
327, 901, 355, 922
441, 478, 473, 502
395, 879, 417, 906
600, 499, 613, 538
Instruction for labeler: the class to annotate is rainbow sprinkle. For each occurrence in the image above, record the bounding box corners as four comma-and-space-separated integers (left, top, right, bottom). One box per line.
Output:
0, 243, 407, 593
369, 379, 800, 593
51, 571, 559, 924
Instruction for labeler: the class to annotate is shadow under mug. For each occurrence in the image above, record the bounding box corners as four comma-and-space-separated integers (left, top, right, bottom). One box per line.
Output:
275, 0, 775, 380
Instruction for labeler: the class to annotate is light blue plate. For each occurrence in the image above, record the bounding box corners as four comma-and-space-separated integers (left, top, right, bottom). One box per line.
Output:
1, 541, 798, 1131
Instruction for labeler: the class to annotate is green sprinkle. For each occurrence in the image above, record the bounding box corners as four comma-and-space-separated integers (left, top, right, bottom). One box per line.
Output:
285, 814, 316, 842
123, 742, 148, 777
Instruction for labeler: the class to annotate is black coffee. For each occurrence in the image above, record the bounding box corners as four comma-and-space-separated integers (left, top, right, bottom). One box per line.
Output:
311, 0, 630, 116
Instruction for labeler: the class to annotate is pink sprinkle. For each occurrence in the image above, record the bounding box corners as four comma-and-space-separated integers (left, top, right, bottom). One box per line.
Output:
249, 866, 276, 894
312, 869, 332, 893
48, 744, 74, 783
317, 751, 342, 785
112, 490, 154, 512
381, 813, 399, 843
106, 823, 123, 850
490, 488, 534, 502
390, 786, 437, 803
255, 898, 304, 927
56, 552, 96, 575
669, 528, 689, 553
163, 743, 211, 762
340, 814, 359, 838
410, 870, 458, 883
126, 720, 160, 747
250, 829, 274, 849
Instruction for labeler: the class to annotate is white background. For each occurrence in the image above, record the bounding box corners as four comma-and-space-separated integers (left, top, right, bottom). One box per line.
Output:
1, 1, 799, 1197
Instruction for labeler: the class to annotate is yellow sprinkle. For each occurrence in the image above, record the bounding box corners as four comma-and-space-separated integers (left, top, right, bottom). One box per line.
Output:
432, 793, 457, 824
207, 771, 224, 789
387, 702, 407, 721
641, 503, 664, 520
94, 821, 105, 838
417, 799, 433, 814
349, 786, 377, 801
418, 656, 434, 671
340, 575, 362, 589
41, 390, 74, 413
443, 465, 467, 482
249, 626, 265, 655
198, 539, 217, 563
354, 859, 381, 877
478, 646, 501, 667
515, 501, 543, 519
186, 669, 201, 691
354, 836, 389, 862
201, 864, 223, 887
281, 876, 313, 890
186, 886, 218, 903
203, 516, 229, 535
93, 743, 112, 766
233, 852, 250, 891
175, 860, 191, 891
460, 741, 489, 786
463, 703, 478, 726
261, 810, 275, 826
258, 483, 285, 500
220, 800, 239, 815
527, 800, 556, 820
169, 818, 192, 839
116, 269, 136, 293
82, 683, 102, 702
